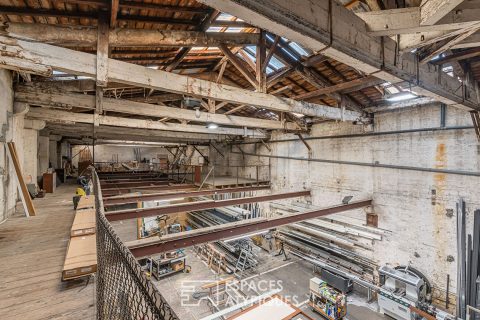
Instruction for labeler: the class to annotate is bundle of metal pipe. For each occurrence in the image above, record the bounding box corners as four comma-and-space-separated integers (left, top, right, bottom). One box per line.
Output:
277, 229, 376, 279
187, 207, 258, 273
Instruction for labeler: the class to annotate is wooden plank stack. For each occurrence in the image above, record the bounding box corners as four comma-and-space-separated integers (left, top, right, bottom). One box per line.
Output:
62, 195, 97, 281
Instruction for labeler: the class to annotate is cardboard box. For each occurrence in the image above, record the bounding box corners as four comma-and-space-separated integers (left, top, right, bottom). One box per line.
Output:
71, 208, 96, 237
62, 234, 97, 280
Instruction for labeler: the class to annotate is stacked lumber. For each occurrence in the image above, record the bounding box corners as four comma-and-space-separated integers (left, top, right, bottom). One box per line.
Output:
62, 196, 97, 281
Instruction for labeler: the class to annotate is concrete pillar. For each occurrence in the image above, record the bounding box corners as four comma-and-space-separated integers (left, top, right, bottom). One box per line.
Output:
49, 135, 61, 169
23, 119, 45, 186
0, 69, 15, 221
38, 135, 50, 175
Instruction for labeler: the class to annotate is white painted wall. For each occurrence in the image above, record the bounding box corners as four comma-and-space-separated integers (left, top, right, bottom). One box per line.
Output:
222, 103, 479, 307
0, 70, 17, 221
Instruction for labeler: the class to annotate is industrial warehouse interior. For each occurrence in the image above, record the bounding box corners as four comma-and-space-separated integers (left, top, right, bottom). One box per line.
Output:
1, 0, 480, 319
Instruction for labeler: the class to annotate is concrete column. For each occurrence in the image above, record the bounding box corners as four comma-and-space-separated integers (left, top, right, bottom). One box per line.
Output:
49, 135, 61, 169
23, 119, 46, 186
38, 135, 50, 175
0, 69, 15, 221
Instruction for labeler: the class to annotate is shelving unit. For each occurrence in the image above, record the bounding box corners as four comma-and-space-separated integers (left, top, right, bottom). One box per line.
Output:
309, 277, 346, 320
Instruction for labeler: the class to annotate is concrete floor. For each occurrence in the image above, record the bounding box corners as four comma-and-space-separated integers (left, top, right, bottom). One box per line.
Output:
150, 245, 388, 320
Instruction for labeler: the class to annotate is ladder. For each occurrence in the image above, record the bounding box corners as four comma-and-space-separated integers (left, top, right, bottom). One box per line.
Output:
234, 249, 256, 278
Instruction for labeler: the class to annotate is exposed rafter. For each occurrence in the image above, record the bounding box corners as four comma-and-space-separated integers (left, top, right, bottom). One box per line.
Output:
0, 34, 363, 121
16, 88, 297, 130
26, 108, 267, 137
198, 0, 479, 110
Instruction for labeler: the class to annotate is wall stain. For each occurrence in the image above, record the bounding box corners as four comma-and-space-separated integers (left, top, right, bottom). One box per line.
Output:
433, 142, 447, 280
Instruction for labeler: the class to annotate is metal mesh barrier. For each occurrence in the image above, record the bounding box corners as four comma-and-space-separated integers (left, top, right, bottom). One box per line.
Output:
93, 170, 179, 320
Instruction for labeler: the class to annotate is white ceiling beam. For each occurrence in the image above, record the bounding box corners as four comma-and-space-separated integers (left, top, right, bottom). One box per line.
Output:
355, 8, 479, 36
198, 0, 479, 110
420, 0, 465, 26
26, 108, 267, 138
14, 87, 298, 130
0, 34, 361, 121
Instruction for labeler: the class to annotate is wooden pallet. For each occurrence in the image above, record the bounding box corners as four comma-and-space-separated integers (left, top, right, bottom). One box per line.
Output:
71, 209, 96, 237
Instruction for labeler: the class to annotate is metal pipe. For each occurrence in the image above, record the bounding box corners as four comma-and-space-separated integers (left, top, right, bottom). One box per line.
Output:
467, 305, 480, 320
231, 151, 480, 177
231, 125, 474, 145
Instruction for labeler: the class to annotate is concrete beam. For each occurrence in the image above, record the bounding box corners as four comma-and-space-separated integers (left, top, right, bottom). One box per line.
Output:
4, 22, 260, 47
198, 0, 479, 110
0, 34, 362, 121
24, 119, 45, 130
355, 7, 478, 36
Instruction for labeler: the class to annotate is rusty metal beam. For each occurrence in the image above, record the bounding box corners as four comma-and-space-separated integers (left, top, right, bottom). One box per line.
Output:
105, 190, 311, 221
103, 185, 271, 206
100, 177, 170, 184
100, 180, 173, 188
126, 199, 372, 257
102, 184, 196, 197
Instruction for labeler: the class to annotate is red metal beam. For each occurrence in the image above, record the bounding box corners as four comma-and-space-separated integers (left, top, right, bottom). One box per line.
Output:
101, 184, 196, 197
99, 177, 169, 184
100, 180, 173, 188
126, 199, 372, 257
103, 185, 271, 206
105, 190, 311, 221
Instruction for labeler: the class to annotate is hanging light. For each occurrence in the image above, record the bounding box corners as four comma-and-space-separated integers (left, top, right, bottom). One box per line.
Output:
207, 123, 218, 130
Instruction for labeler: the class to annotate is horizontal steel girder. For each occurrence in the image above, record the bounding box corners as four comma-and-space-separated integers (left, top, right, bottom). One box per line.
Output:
101, 184, 196, 197
126, 199, 373, 257
103, 185, 271, 206
105, 190, 311, 221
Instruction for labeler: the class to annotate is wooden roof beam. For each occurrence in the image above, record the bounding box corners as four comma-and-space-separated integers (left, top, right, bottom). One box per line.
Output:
15, 87, 297, 130
4, 23, 260, 48
219, 45, 259, 88
0, 34, 362, 121
27, 108, 267, 137
431, 47, 480, 65
293, 75, 384, 101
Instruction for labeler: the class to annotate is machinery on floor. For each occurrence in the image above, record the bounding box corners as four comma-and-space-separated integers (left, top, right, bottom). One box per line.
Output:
377, 265, 455, 320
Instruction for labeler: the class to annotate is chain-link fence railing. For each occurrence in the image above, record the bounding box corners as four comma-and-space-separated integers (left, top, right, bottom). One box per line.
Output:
93, 170, 179, 320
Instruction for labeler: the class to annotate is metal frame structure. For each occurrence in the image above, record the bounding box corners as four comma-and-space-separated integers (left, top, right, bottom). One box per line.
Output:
126, 199, 372, 258
103, 185, 271, 206
105, 190, 311, 221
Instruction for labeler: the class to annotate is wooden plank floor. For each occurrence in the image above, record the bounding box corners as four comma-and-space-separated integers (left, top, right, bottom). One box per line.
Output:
0, 183, 95, 319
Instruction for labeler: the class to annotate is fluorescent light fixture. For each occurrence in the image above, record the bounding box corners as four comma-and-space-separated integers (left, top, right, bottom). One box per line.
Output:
207, 123, 219, 130
386, 91, 417, 102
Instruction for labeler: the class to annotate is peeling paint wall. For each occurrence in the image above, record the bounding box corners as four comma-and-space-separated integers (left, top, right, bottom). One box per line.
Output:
222, 103, 479, 308
0, 70, 16, 221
